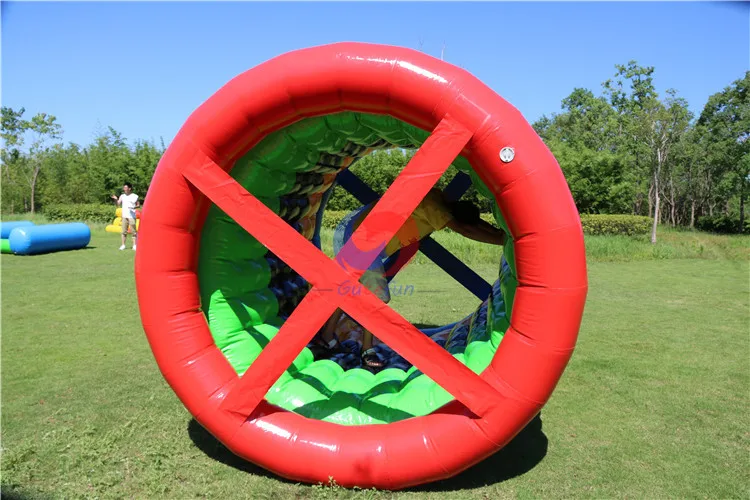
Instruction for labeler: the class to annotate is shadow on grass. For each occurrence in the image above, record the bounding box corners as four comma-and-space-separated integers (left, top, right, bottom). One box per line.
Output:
0, 489, 25, 500
188, 412, 547, 492
0, 486, 54, 500
413, 322, 440, 330
8, 246, 97, 256
187, 419, 298, 485
407, 412, 548, 492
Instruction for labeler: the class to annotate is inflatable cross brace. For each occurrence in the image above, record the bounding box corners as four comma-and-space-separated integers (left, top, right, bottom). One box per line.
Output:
335, 168, 493, 298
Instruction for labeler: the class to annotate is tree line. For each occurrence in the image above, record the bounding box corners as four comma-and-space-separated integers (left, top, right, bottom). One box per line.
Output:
1, 111, 163, 214
2, 62, 747, 237
533, 63, 748, 239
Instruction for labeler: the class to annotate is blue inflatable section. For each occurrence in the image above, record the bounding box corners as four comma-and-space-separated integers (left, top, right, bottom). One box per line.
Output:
0, 221, 35, 239
8, 223, 91, 255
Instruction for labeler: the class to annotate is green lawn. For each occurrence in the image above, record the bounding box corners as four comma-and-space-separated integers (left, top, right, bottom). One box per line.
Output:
2, 226, 749, 499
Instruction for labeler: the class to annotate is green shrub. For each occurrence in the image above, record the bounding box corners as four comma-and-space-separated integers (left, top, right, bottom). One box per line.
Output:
319, 210, 653, 237
579, 214, 651, 236
43, 203, 117, 224
322, 210, 498, 231
480, 213, 495, 224
321, 210, 347, 230
695, 214, 749, 234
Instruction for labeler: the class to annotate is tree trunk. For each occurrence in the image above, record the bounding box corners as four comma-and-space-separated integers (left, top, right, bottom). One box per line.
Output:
30, 166, 39, 214
651, 144, 663, 244
740, 183, 746, 234
690, 199, 696, 229
651, 170, 660, 244
634, 186, 643, 215
648, 182, 654, 220
669, 174, 677, 226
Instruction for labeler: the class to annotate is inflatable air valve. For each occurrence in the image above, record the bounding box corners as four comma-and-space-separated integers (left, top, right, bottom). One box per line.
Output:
8, 222, 91, 255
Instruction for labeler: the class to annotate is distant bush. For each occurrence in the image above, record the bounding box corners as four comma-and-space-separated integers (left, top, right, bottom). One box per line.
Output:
480, 213, 496, 224
695, 214, 749, 234
321, 210, 498, 231
321, 211, 347, 230
43, 203, 116, 224
323, 211, 654, 237
579, 214, 651, 236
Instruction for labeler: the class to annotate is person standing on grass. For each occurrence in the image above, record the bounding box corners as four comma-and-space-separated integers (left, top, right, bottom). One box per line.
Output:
111, 183, 140, 251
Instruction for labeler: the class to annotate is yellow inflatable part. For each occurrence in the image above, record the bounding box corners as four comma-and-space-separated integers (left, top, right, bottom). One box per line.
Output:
115, 217, 139, 227
114, 208, 141, 219
105, 221, 139, 234
109, 218, 140, 228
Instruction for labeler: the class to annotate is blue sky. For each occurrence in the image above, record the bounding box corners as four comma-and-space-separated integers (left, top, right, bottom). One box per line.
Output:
2, 1, 748, 148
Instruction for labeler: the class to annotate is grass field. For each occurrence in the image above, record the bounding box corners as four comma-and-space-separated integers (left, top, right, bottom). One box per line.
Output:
2, 222, 749, 499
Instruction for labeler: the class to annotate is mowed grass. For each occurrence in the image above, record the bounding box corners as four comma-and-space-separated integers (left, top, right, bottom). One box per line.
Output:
10, 212, 749, 263
319, 226, 750, 264
2, 226, 749, 499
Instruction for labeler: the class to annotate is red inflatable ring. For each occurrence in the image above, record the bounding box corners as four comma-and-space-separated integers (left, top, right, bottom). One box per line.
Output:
134, 42, 588, 490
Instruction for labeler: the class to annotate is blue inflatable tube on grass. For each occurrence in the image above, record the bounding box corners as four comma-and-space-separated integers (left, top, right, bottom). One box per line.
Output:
0, 220, 34, 239
8, 222, 91, 255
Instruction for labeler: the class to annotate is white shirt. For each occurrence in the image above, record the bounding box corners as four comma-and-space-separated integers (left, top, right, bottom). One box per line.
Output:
119, 193, 139, 219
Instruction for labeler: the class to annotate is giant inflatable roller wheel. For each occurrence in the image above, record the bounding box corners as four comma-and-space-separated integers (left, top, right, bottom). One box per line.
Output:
134, 42, 588, 490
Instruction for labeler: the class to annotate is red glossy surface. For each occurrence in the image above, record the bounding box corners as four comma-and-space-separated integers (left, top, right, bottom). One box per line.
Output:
134, 42, 588, 489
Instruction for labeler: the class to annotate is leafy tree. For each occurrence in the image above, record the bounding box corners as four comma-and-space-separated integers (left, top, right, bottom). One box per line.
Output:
602, 62, 660, 219
1, 107, 25, 160
697, 72, 750, 232
538, 88, 619, 152
670, 127, 703, 227
1, 107, 28, 213
638, 89, 692, 242
1, 108, 63, 213
24, 113, 63, 212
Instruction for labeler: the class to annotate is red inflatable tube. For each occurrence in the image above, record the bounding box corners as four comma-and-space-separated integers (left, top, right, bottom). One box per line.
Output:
134, 42, 588, 489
